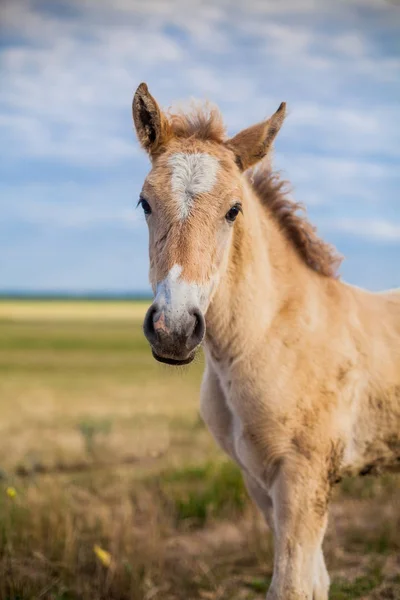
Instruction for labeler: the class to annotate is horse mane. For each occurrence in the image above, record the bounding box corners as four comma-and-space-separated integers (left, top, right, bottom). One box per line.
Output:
248, 162, 343, 278
166, 103, 342, 278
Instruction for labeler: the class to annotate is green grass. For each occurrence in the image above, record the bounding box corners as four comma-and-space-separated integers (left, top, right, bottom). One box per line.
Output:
345, 522, 400, 555
330, 565, 384, 599
0, 300, 398, 600
0, 321, 147, 352
159, 461, 247, 527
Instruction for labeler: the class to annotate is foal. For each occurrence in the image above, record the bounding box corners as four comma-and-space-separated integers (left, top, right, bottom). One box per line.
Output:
132, 83, 400, 600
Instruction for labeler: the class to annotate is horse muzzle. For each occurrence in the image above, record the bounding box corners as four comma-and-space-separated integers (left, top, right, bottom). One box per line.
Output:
143, 303, 205, 366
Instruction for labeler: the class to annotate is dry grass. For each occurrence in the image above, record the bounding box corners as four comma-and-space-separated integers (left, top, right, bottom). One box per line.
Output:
0, 301, 399, 600
0, 299, 149, 321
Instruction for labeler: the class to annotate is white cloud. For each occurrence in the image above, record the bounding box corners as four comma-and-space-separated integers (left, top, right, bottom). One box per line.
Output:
0, 181, 141, 228
277, 153, 399, 205
325, 217, 400, 241
0, 0, 399, 291
329, 32, 370, 58
0, 113, 136, 164
1, 0, 399, 170
286, 103, 400, 159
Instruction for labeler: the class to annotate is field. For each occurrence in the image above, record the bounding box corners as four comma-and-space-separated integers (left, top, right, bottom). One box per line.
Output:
0, 300, 398, 600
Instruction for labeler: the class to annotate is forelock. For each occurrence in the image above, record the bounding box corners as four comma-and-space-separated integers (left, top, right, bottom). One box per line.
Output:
167, 101, 226, 143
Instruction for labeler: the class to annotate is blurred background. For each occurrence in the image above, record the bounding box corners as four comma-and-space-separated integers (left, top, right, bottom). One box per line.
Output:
1, 0, 399, 293
0, 1, 399, 599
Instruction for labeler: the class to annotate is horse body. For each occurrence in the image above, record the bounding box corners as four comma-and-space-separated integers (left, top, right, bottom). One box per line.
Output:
132, 83, 400, 599
201, 182, 400, 598
336, 286, 400, 476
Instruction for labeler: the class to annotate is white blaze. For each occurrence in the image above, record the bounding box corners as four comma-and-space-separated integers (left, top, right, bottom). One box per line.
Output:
155, 264, 215, 321
169, 152, 219, 219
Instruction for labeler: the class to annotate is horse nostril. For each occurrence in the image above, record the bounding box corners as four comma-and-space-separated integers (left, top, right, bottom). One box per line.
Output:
189, 308, 205, 345
143, 304, 158, 342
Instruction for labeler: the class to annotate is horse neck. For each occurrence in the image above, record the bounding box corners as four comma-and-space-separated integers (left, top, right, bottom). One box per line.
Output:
205, 181, 319, 361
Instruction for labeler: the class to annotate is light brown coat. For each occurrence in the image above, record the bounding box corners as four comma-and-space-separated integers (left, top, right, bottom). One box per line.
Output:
133, 83, 400, 600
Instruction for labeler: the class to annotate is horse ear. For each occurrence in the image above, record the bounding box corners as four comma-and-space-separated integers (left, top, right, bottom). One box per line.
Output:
132, 83, 172, 157
225, 102, 286, 171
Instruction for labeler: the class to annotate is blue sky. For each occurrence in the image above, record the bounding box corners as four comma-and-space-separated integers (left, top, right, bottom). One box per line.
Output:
0, 0, 399, 293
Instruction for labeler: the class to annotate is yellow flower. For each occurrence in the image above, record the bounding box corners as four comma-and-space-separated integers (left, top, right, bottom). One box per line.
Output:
93, 544, 112, 568
6, 487, 17, 499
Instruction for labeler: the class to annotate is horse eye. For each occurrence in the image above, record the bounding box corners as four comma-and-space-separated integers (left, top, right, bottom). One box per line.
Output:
225, 203, 242, 223
138, 198, 152, 216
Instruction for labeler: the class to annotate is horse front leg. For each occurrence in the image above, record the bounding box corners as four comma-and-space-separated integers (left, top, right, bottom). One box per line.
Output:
267, 459, 330, 600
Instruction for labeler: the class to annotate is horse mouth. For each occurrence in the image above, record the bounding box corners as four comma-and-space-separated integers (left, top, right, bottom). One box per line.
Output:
151, 349, 195, 366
